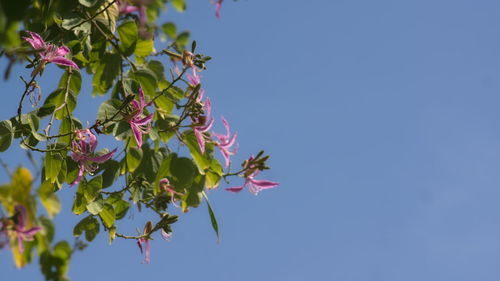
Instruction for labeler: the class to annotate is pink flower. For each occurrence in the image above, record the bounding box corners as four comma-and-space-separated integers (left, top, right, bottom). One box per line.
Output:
137, 237, 151, 264
226, 156, 279, 195
127, 88, 153, 148
117, 0, 140, 14
191, 97, 214, 154
226, 170, 279, 195
214, 117, 237, 167
70, 129, 117, 186
212, 0, 223, 18
23, 31, 79, 76
161, 229, 172, 241
186, 68, 201, 86
12, 205, 42, 253
160, 178, 183, 207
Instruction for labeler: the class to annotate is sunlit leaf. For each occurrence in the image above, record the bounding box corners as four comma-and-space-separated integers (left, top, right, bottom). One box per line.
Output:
118, 20, 138, 56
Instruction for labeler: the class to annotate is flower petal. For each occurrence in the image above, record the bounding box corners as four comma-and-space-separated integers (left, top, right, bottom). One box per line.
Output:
87, 148, 117, 163
214, 0, 223, 18
194, 128, 206, 154
55, 46, 69, 56
220, 116, 230, 137
131, 123, 143, 147
138, 87, 146, 107
225, 184, 245, 193
133, 114, 153, 126
70, 163, 86, 186
204, 98, 212, 119
121, 5, 139, 14
17, 235, 25, 253
50, 57, 79, 69
198, 117, 214, 132
143, 239, 150, 264
20, 226, 42, 238
221, 148, 231, 167
24, 31, 45, 49
161, 229, 172, 241
249, 178, 279, 189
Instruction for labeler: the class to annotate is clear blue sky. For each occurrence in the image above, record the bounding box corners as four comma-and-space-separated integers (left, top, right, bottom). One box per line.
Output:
3, 0, 500, 280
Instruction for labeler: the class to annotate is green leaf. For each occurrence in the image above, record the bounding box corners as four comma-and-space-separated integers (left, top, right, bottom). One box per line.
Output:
73, 216, 100, 242
148, 60, 166, 82
39, 217, 55, 245
44, 152, 63, 183
66, 156, 80, 185
134, 144, 167, 182
97, 99, 122, 121
113, 120, 132, 140
53, 241, 72, 261
165, 85, 185, 101
154, 153, 174, 194
154, 95, 174, 116
170, 157, 196, 188
61, 13, 91, 34
0, 120, 13, 152
205, 170, 222, 189
135, 38, 154, 57
172, 0, 186, 11
175, 31, 190, 48
184, 130, 213, 174
41, 88, 77, 120
58, 71, 82, 95
92, 52, 121, 95
108, 226, 116, 245
58, 116, 81, 144
126, 146, 143, 172
181, 174, 204, 212
94, 0, 119, 32
56, 157, 68, 187
40, 240, 72, 281
79, 0, 102, 7
100, 160, 120, 188
118, 20, 138, 56
106, 195, 130, 220
130, 68, 157, 97
86, 200, 104, 215
83, 175, 102, 202
38, 181, 61, 218
203, 191, 220, 242
72, 182, 87, 215
99, 203, 115, 228
161, 22, 176, 38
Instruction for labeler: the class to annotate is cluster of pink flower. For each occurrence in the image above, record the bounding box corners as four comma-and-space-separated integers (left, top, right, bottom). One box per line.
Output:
182, 54, 278, 195
22, 9, 278, 263
0, 205, 42, 253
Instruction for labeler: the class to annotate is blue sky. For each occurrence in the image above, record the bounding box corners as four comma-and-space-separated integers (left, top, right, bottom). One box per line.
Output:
3, 0, 500, 280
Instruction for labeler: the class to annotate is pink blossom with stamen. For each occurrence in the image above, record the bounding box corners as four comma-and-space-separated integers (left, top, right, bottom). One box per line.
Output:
127, 88, 153, 148
191, 98, 214, 154
160, 178, 183, 207
12, 205, 42, 253
23, 31, 79, 76
214, 116, 238, 167
186, 68, 201, 86
226, 170, 279, 195
70, 129, 116, 186
137, 237, 150, 264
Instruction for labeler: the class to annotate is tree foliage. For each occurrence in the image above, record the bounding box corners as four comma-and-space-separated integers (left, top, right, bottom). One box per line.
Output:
0, 0, 278, 280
